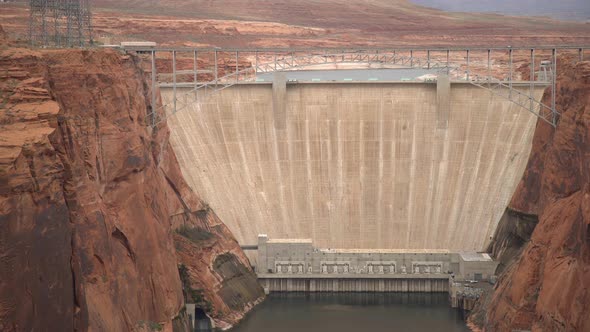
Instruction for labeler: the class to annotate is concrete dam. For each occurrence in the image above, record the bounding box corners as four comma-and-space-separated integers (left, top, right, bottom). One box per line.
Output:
162, 81, 543, 253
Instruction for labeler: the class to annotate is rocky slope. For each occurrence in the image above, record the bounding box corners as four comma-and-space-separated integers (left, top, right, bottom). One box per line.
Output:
0, 37, 262, 331
470, 55, 590, 331
2, 1, 590, 48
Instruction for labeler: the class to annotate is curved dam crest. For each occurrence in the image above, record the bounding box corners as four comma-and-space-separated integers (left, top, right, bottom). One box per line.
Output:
163, 82, 543, 252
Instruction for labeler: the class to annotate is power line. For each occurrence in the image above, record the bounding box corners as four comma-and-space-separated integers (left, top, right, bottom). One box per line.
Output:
28, 0, 93, 48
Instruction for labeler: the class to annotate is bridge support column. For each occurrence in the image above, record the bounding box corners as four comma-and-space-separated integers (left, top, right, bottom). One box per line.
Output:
272, 72, 287, 130
437, 74, 450, 129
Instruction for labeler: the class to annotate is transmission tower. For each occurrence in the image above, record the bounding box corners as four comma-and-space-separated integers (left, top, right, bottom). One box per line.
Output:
28, 0, 93, 47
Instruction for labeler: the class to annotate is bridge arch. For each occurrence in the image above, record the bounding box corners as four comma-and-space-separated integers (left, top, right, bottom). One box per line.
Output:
253, 50, 452, 73
138, 47, 562, 127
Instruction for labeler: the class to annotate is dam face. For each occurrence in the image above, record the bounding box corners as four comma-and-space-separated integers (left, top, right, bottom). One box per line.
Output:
163, 82, 543, 251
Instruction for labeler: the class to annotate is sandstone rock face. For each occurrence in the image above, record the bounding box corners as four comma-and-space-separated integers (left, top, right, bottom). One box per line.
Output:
486, 208, 538, 275
474, 55, 590, 332
0, 43, 262, 331
175, 228, 264, 330
0, 25, 7, 42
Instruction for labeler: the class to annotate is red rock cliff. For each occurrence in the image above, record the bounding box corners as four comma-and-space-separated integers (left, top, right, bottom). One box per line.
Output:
0, 42, 262, 331
471, 55, 590, 331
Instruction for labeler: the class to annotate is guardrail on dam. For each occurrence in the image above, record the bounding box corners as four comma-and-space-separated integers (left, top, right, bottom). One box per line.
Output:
161, 79, 545, 254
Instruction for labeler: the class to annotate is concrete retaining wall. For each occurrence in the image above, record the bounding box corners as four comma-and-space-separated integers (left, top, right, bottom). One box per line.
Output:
259, 277, 449, 292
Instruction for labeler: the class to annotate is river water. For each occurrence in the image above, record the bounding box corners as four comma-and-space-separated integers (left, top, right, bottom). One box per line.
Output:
257, 68, 438, 82
229, 293, 470, 332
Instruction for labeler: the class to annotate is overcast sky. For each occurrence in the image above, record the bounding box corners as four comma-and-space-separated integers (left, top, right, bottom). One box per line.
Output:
409, 0, 590, 21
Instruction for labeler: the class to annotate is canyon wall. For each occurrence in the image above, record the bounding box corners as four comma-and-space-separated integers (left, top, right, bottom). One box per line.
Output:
471, 55, 590, 331
0, 41, 262, 331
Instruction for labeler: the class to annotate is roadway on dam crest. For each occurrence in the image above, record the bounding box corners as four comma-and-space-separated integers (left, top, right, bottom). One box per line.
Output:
162, 80, 543, 253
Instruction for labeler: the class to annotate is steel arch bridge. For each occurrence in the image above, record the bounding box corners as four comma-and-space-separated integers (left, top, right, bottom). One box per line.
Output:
119, 46, 590, 127
253, 50, 453, 73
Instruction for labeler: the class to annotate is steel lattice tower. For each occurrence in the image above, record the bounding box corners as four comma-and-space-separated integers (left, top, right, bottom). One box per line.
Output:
28, 0, 92, 47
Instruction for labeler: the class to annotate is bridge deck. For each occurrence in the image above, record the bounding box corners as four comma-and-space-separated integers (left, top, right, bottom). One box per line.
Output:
257, 273, 450, 279
159, 80, 549, 88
